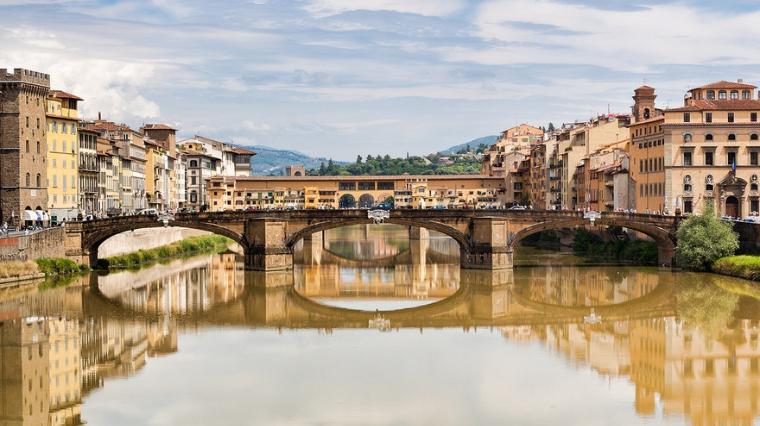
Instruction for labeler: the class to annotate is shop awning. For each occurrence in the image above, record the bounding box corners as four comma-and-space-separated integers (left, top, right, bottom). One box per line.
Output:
23, 210, 36, 221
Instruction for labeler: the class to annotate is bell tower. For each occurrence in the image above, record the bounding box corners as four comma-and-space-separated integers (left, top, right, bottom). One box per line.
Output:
632, 86, 656, 123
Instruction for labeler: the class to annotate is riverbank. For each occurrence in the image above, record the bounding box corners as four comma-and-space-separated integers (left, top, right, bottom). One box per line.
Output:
96, 235, 232, 270
519, 229, 658, 266
0, 258, 89, 287
712, 256, 760, 281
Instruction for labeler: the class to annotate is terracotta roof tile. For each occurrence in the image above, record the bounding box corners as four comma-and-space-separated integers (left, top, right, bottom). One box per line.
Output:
667, 99, 760, 112
48, 90, 83, 101
691, 80, 757, 90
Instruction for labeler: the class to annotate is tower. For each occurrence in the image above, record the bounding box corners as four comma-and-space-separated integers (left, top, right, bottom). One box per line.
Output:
0, 68, 50, 227
632, 85, 657, 123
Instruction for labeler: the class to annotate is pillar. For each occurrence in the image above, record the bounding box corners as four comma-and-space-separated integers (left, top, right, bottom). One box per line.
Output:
461, 218, 513, 270
302, 231, 323, 265
657, 242, 675, 269
408, 226, 429, 240
245, 273, 293, 325
243, 218, 293, 270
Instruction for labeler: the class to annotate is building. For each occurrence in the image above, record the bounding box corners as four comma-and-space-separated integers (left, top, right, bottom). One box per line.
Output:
205, 175, 506, 211
78, 128, 99, 216
0, 68, 50, 228
142, 124, 178, 211
665, 80, 760, 217
178, 135, 255, 211
46, 90, 83, 223
628, 86, 667, 213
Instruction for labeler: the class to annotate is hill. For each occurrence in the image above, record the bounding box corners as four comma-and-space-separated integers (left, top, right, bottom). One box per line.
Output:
438, 135, 498, 155
244, 145, 339, 176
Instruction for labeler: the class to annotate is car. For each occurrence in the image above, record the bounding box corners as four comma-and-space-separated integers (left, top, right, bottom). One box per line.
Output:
375, 203, 393, 210
508, 205, 527, 210
138, 208, 158, 216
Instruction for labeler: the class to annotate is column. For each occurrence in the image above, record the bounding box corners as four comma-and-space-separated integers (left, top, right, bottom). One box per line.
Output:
461, 218, 513, 270
302, 231, 323, 266
243, 218, 293, 270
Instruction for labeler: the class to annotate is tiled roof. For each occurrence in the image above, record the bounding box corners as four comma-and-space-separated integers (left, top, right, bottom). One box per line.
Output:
49, 90, 83, 101
691, 80, 757, 90
667, 99, 760, 112
142, 123, 176, 131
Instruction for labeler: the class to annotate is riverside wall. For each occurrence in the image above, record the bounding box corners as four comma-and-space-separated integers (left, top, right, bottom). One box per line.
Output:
0, 228, 66, 261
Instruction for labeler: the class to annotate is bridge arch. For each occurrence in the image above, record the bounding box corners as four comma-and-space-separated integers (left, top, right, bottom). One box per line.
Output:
509, 215, 676, 267
285, 218, 469, 250
81, 219, 246, 267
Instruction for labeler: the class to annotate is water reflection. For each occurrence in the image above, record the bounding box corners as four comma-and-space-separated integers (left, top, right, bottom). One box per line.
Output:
3, 227, 760, 424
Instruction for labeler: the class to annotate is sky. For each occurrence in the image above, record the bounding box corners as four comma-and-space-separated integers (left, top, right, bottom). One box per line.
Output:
2, 0, 760, 160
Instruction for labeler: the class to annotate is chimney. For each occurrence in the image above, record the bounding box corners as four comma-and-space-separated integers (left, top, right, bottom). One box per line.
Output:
98, 111, 101, 120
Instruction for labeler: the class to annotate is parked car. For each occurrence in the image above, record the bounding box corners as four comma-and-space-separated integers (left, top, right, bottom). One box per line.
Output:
138, 208, 158, 216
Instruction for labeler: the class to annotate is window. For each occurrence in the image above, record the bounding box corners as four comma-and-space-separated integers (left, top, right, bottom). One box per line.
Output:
705, 151, 714, 166
25, 140, 29, 153
731, 90, 739, 100
683, 133, 692, 143
719, 90, 727, 99
728, 133, 736, 141
52, 175, 57, 187
752, 134, 759, 141
728, 112, 735, 123
35, 174, 40, 187
36, 141, 39, 154
683, 112, 691, 123
683, 175, 692, 192
705, 133, 714, 141
752, 152, 758, 166
683, 151, 692, 166
706, 175, 714, 191
707, 90, 715, 100
190, 176, 197, 185
706, 112, 712, 123
728, 151, 737, 166
189, 160, 198, 167
684, 200, 693, 213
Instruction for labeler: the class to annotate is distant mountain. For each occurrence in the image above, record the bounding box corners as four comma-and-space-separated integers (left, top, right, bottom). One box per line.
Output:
244, 145, 340, 176
438, 135, 498, 155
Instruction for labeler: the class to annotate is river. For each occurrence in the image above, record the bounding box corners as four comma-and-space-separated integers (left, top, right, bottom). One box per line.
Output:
1, 224, 759, 425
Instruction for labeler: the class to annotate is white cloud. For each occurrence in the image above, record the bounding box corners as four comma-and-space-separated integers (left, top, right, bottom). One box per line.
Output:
461, 0, 760, 70
303, 0, 465, 17
241, 120, 271, 132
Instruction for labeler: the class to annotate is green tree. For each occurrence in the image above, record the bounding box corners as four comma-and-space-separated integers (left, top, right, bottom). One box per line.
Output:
547, 122, 555, 133
675, 202, 738, 270
356, 155, 363, 164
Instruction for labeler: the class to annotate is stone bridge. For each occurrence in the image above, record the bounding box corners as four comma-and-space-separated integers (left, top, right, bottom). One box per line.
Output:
64, 209, 682, 270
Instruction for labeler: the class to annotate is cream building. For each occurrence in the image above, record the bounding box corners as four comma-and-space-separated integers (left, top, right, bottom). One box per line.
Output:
46, 90, 82, 223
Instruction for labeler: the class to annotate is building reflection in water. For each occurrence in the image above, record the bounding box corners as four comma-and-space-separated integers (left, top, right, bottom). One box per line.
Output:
1, 227, 760, 424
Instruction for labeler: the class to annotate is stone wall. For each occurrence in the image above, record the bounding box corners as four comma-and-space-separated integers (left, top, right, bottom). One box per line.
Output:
0, 227, 66, 261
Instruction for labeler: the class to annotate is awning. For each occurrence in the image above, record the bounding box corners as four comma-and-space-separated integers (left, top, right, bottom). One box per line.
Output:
23, 210, 36, 221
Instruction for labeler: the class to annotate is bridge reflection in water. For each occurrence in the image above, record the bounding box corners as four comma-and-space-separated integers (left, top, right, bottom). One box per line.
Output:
3, 228, 760, 424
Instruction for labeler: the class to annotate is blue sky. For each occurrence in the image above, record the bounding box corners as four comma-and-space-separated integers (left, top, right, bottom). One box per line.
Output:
2, 0, 760, 160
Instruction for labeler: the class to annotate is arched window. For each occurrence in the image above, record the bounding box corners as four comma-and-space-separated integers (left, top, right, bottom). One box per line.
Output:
644, 108, 651, 119
189, 160, 198, 168
728, 133, 736, 141
706, 175, 714, 191
683, 133, 692, 143
743, 90, 752, 100
752, 134, 759, 141
683, 175, 692, 192
719, 90, 727, 100
705, 133, 714, 141
752, 175, 758, 191
36, 141, 40, 154
190, 191, 198, 203
25, 173, 30, 187
707, 90, 715, 100
730, 90, 739, 100
35, 173, 40, 188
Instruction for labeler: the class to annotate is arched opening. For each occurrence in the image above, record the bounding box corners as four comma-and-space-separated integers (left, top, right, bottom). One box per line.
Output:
338, 194, 356, 209
294, 171, 302, 176
726, 196, 739, 218
358, 194, 374, 208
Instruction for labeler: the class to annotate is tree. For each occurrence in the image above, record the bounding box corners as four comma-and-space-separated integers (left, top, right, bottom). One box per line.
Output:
675, 201, 738, 270
547, 122, 555, 133
356, 155, 363, 164
319, 162, 326, 174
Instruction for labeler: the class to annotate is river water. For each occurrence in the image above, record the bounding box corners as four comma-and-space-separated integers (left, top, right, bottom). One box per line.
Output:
1, 225, 760, 425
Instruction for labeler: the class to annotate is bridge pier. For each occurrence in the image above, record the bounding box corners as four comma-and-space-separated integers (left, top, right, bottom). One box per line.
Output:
302, 232, 323, 266
658, 244, 675, 268
461, 218, 513, 270
244, 219, 293, 271
408, 226, 429, 240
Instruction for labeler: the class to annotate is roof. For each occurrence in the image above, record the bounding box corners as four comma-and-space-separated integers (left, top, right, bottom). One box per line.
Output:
142, 123, 176, 131
667, 99, 760, 112
49, 90, 83, 101
226, 146, 256, 155
691, 80, 757, 90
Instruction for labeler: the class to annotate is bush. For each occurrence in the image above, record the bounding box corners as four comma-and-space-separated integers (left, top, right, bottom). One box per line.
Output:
676, 202, 738, 271
101, 235, 231, 269
35, 258, 89, 276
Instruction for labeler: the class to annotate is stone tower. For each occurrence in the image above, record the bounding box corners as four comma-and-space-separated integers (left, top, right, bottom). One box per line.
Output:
0, 68, 50, 227
632, 85, 656, 123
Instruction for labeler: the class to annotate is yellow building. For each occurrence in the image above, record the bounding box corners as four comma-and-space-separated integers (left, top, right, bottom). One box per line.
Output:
46, 90, 82, 223
205, 175, 506, 211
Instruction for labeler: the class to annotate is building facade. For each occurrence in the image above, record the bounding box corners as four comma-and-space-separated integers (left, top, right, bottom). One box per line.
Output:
78, 128, 99, 215
46, 90, 82, 223
0, 68, 50, 227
